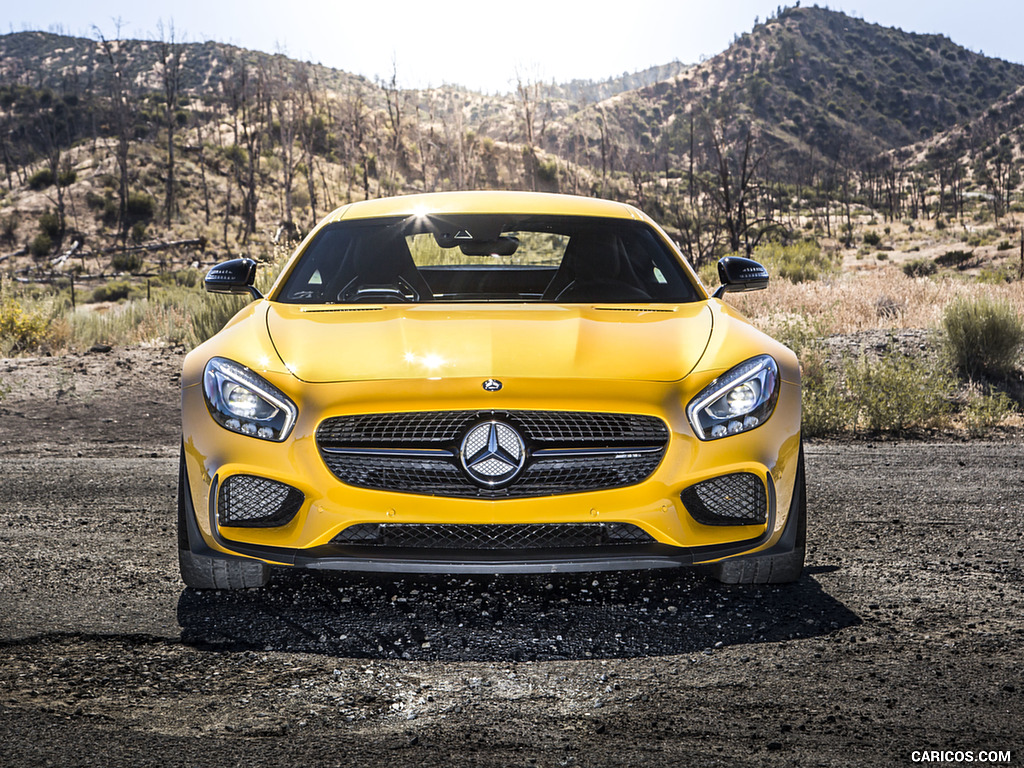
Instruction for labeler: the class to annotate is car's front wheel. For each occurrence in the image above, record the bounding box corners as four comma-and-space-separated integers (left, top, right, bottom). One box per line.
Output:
177, 450, 270, 590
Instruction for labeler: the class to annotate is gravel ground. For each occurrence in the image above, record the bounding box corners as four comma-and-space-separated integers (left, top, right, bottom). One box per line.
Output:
0, 347, 1022, 767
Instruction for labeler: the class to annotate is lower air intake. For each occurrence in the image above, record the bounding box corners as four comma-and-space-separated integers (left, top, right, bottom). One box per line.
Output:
218, 475, 304, 528
331, 522, 655, 550
681, 472, 768, 526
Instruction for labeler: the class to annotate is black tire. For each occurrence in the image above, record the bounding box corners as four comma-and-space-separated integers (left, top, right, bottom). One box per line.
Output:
708, 444, 806, 585
177, 450, 270, 590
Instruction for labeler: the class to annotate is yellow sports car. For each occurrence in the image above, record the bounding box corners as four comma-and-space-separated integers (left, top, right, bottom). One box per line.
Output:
178, 191, 803, 589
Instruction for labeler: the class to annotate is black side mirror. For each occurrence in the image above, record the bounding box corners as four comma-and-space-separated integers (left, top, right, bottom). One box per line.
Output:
712, 256, 769, 299
204, 259, 262, 299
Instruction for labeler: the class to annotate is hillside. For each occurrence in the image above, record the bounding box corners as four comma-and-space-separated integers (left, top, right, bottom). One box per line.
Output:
1, 5, 1023, 278
558, 5, 1024, 169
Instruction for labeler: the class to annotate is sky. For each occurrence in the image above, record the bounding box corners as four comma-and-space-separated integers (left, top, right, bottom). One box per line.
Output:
8, 0, 1024, 94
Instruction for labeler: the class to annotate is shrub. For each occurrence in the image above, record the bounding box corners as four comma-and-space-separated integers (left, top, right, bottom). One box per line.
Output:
800, 348, 856, 437
0, 216, 15, 244
942, 297, 1024, 380
111, 251, 144, 273
863, 230, 882, 246
90, 280, 138, 303
27, 168, 54, 190
537, 158, 559, 183
38, 210, 61, 239
130, 221, 148, 244
845, 353, 954, 433
935, 249, 974, 268
962, 389, 1014, 437
752, 240, 838, 283
85, 191, 106, 211
902, 258, 937, 278
188, 293, 248, 345
126, 192, 155, 221
0, 298, 52, 353
29, 232, 53, 256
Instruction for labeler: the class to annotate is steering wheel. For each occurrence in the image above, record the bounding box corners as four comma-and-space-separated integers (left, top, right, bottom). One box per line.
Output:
342, 277, 421, 303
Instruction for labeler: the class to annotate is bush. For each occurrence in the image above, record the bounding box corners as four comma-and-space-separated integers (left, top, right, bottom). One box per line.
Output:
942, 297, 1024, 380
752, 240, 838, 283
27, 168, 54, 190
863, 230, 882, 246
845, 353, 954, 433
800, 348, 856, 437
935, 249, 974, 268
130, 222, 148, 244
188, 293, 248, 345
963, 389, 1014, 437
85, 191, 106, 211
902, 258, 937, 278
0, 298, 53, 353
29, 232, 53, 256
126, 192, 155, 221
38, 210, 61, 239
111, 251, 144, 273
90, 280, 138, 303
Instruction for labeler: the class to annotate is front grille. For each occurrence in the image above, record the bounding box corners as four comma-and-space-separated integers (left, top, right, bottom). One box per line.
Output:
332, 522, 655, 550
316, 410, 669, 498
218, 475, 304, 528
681, 472, 767, 526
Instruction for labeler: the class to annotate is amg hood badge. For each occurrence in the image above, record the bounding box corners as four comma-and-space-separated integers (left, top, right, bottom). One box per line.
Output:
460, 421, 526, 487
482, 379, 502, 392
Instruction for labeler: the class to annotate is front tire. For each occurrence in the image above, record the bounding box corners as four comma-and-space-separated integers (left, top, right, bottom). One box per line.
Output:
708, 444, 806, 585
177, 449, 270, 590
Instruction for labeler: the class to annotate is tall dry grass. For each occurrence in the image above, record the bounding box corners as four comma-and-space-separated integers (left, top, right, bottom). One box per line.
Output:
727, 267, 1024, 338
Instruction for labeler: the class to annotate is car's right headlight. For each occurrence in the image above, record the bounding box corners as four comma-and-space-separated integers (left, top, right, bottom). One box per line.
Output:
686, 355, 779, 440
203, 357, 297, 441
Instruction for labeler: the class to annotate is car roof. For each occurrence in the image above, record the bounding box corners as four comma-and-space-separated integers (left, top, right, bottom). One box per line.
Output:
322, 191, 646, 223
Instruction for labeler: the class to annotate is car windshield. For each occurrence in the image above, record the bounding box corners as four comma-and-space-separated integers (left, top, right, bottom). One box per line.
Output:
275, 214, 701, 304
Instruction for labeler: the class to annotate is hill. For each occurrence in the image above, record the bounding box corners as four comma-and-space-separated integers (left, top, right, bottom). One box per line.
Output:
1, 5, 1023, 275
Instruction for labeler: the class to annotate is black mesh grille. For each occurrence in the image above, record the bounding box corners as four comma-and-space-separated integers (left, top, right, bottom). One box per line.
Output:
218, 475, 304, 528
316, 410, 668, 448
332, 522, 655, 550
316, 410, 669, 498
680, 472, 767, 526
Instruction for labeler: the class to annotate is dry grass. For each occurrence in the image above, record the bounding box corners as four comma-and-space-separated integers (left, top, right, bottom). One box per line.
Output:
728, 267, 1024, 338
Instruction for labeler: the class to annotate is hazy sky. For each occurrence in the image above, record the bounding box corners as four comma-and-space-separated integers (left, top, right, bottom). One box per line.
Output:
9, 1, 1024, 93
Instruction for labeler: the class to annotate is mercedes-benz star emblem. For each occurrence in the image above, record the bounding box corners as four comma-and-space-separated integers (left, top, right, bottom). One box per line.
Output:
459, 421, 526, 487
482, 379, 502, 392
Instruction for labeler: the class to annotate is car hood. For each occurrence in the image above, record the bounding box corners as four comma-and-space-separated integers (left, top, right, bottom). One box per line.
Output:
265, 304, 713, 383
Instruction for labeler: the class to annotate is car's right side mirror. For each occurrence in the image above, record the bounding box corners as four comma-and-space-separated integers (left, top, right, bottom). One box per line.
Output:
712, 256, 769, 299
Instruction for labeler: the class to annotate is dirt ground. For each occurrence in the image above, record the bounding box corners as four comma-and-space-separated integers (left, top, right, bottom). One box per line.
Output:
0, 347, 1021, 767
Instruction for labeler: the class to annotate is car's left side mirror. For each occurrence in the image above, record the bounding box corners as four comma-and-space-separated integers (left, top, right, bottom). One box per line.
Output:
204, 258, 263, 300
712, 256, 769, 299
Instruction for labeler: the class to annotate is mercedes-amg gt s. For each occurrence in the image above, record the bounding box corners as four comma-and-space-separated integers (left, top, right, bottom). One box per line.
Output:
178, 191, 804, 589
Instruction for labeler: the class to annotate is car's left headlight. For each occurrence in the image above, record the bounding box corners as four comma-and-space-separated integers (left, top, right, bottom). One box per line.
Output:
203, 357, 297, 441
687, 355, 779, 440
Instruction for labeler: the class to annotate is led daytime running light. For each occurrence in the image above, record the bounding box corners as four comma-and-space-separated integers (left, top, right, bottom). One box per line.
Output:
686, 355, 779, 441
203, 357, 297, 442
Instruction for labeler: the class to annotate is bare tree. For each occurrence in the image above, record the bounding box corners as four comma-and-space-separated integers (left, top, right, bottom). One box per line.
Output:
157, 19, 183, 226
515, 69, 541, 190
96, 23, 133, 244
700, 110, 775, 254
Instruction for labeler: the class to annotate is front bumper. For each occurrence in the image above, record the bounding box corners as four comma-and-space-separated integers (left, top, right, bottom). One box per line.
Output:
180, 372, 802, 574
